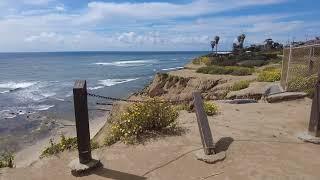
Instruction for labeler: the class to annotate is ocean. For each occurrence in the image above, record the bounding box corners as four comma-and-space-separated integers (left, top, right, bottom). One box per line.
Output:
0, 51, 207, 151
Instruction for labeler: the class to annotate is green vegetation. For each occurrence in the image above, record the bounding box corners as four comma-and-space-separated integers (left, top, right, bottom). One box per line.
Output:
0, 152, 14, 168
192, 51, 282, 67
288, 75, 317, 97
237, 60, 268, 67
104, 98, 179, 145
196, 65, 254, 76
203, 102, 219, 116
231, 80, 250, 91
257, 67, 281, 82
40, 135, 99, 158
192, 56, 212, 66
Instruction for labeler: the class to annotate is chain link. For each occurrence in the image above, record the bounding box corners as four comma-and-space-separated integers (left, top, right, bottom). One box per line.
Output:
87, 92, 190, 104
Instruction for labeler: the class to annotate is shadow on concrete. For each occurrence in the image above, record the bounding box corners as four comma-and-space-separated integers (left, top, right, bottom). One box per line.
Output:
73, 164, 147, 180
215, 137, 234, 153
93, 168, 147, 180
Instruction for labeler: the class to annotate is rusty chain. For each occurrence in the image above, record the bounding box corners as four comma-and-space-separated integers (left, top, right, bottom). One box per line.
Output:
87, 92, 191, 104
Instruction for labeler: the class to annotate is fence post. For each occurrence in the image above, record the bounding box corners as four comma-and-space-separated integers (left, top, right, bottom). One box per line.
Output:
285, 45, 293, 91
73, 80, 92, 163
308, 74, 320, 137
192, 92, 215, 155
308, 46, 314, 75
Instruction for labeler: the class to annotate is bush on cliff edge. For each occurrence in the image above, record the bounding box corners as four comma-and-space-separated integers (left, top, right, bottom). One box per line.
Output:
104, 98, 179, 145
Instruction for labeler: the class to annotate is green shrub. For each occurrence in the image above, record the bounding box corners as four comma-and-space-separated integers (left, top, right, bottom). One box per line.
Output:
237, 60, 267, 67
192, 56, 213, 66
192, 58, 201, 65
40, 135, 99, 158
258, 67, 281, 82
0, 152, 14, 168
204, 102, 219, 116
196, 65, 254, 76
288, 75, 317, 97
175, 103, 191, 112
231, 80, 250, 91
105, 99, 179, 145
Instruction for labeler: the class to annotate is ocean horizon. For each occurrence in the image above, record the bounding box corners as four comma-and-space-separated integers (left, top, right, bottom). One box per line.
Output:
0, 51, 208, 152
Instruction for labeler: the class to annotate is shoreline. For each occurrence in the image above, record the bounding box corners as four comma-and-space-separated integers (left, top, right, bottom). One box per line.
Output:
14, 110, 110, 168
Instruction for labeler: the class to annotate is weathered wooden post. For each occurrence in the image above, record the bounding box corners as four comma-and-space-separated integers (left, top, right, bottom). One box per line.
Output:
192, 92, 226, 164
192, 92, 215, 155
308, 73, 320, 137
73, 80, 92, 163
69, 80, 101, 174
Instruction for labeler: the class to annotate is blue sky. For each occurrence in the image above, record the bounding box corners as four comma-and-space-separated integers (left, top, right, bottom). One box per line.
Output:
0, 0, 319, 52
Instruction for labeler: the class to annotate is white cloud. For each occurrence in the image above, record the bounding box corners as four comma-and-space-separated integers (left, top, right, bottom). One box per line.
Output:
0, 0, 317, 51
24, 32, 62, 42
55, 4, 65, 12
78, 0, 287, 23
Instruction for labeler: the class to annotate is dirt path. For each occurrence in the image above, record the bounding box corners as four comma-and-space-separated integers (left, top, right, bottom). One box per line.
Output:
2, 98, 319, 180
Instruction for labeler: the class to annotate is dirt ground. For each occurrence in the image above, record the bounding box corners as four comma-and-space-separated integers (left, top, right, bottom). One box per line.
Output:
1, 98, 319, 180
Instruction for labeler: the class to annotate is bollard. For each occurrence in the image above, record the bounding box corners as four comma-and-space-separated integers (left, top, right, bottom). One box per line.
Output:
192, 92, 215, 155
73, 80, 92, 163
69, 80, 102, 175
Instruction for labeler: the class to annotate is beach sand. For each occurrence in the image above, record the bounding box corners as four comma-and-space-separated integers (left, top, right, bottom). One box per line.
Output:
13, 111, 109, 168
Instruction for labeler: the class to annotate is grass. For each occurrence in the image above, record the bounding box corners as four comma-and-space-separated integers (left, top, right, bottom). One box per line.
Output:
0, 152, 14, 168
257, 67, 281, 82
40, 135, 99, 158
196, 65, 254, 76
104, 98, 180, 145
231, 80, 251, 91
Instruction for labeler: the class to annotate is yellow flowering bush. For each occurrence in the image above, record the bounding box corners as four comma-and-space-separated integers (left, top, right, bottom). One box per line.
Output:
105, 99, 179, 145
258, 67, 281, 82
0, 152, 14, 168
204, 101, 219, 116
288, 75, 317, 97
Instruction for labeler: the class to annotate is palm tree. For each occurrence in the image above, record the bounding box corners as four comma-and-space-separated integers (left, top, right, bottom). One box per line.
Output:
210, 41, 216, 52
214, 36, 220, 54
238, 34, 246, 49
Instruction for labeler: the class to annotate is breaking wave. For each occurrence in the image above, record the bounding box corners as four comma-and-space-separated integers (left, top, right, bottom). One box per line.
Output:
98, 78, 139, 87
161, 67, 184, 71
93, 60, 157, 67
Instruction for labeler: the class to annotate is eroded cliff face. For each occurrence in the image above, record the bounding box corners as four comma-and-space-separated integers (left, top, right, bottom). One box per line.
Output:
145, 73, 231, 101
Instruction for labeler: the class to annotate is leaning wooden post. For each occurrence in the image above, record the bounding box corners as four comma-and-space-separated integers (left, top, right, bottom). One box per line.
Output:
192, 92, 215, 155
308, 73, 320, 137
73, 80, 92, 163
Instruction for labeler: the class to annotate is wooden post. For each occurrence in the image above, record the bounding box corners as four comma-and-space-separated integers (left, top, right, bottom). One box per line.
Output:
309, 74, 320, 137
192, 92, 215, 155
73, 80, 92, 164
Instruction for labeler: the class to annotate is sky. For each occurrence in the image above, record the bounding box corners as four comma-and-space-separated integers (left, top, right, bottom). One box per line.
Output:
0, 0, 319, 52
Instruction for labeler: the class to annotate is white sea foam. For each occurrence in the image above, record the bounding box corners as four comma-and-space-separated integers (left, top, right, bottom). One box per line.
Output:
88, 86, 105, 90
0, 110, 17, 119
0, 90, 9, 94
33, 105, 55, 111
0, 81, 38, 90
94, 60, 156, 67
98, 78, 139, 87
161, 67, 184, 71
